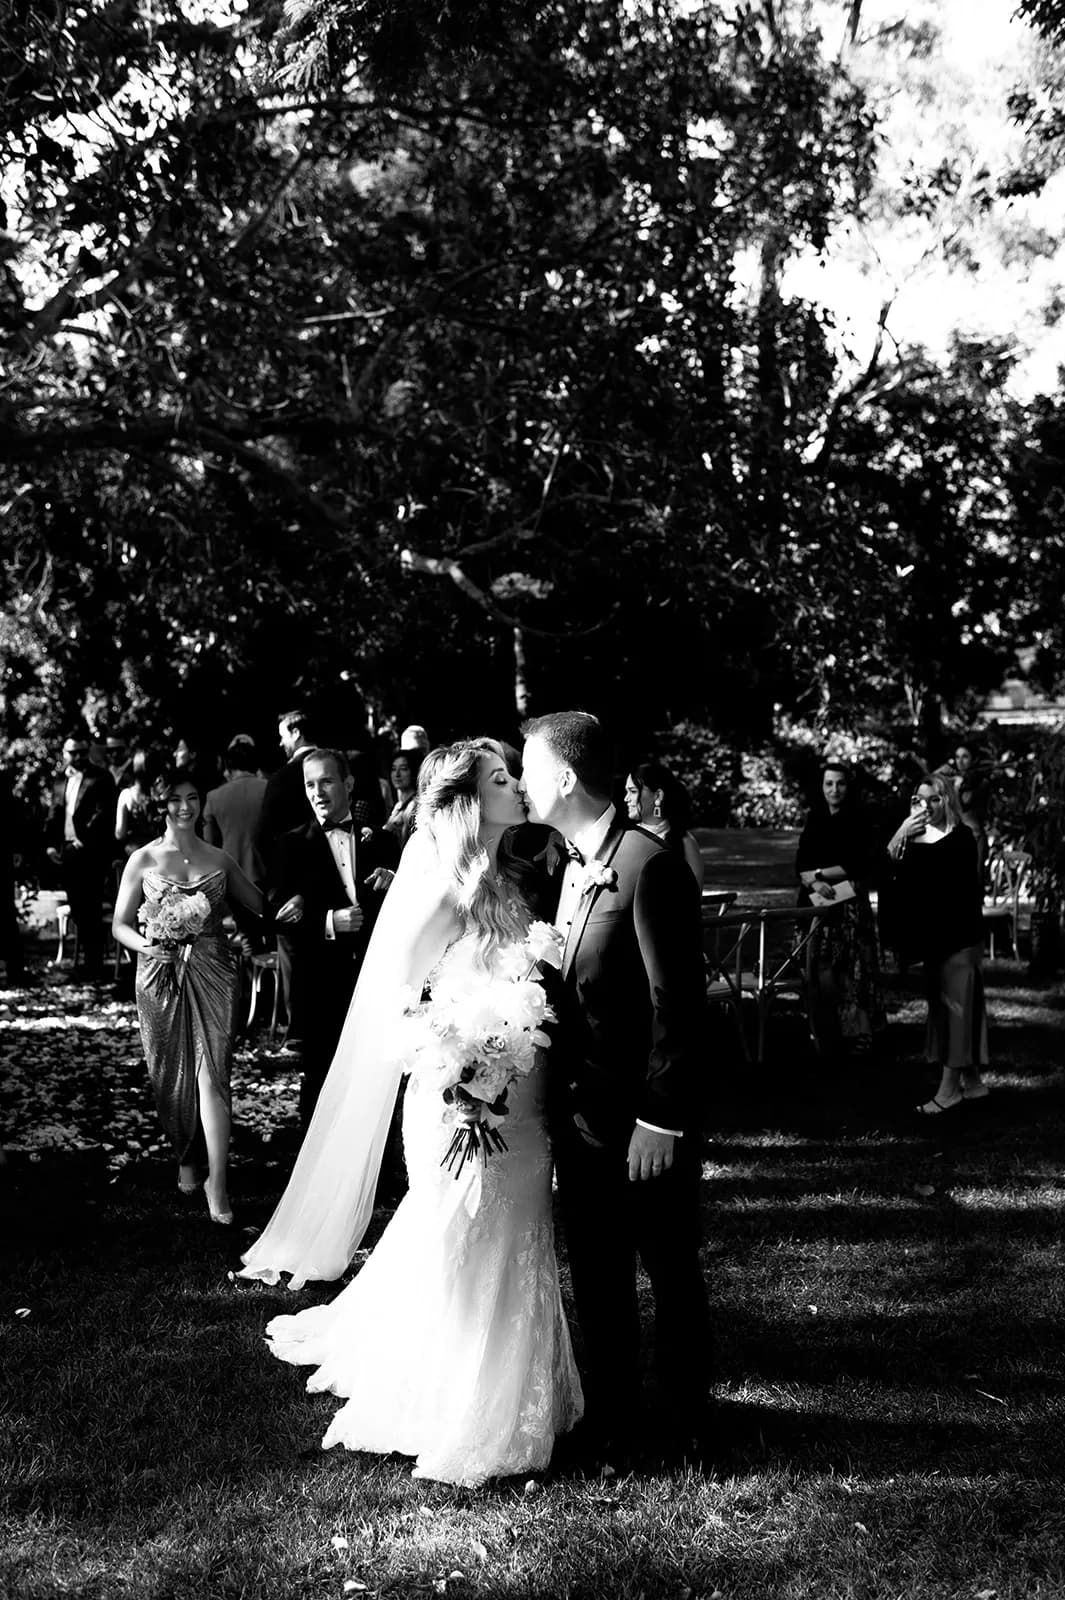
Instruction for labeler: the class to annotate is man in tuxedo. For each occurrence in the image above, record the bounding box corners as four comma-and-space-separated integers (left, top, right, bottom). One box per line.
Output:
103, 735, 133, 793
256, 709, 318, 1043
520, 710, 711, 1462
270, 747, 398, 1129
46, 735, 117, 980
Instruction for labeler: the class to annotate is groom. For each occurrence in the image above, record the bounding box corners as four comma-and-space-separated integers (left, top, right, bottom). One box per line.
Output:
520, 711, 712, 1461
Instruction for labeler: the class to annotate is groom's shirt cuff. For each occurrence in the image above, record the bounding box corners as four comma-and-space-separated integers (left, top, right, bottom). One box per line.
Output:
636, 1119, 683, 1137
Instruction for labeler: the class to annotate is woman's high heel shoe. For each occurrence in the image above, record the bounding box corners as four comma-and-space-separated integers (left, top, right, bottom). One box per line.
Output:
204, 1184, 234, 1226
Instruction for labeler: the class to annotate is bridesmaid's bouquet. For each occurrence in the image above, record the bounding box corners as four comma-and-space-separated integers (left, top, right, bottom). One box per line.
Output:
388, 921, 564, 1174
138, 886, 211, 965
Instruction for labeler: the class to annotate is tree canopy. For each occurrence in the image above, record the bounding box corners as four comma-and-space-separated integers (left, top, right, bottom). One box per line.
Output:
1, 0, 1063, 783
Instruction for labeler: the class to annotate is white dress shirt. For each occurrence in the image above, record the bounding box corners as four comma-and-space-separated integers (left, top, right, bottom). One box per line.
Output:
556, 804, 681, 1140
555, 803, 615, 939
63, 771, 83, 843
323, 815, 359, 940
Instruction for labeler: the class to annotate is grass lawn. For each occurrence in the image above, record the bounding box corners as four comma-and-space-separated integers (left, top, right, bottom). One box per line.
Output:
2, 959, 1064, 1600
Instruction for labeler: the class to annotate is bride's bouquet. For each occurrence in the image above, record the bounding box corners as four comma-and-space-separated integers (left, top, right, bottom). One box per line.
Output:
138, 886, 211, 966
387, 921, 565, 1175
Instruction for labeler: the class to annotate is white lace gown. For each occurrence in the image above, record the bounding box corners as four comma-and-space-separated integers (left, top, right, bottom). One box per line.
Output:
263, 935, 584, 1486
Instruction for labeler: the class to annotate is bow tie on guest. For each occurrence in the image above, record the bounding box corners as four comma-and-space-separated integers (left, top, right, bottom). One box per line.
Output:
563, 839, 584, 866
324, 818, 354, 834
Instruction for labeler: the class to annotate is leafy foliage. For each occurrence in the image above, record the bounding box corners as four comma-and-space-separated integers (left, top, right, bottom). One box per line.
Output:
2, 1, 1064, 795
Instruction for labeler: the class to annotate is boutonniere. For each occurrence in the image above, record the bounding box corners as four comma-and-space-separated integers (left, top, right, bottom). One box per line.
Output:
360, 826, 374, 845
580, 861, 618, 896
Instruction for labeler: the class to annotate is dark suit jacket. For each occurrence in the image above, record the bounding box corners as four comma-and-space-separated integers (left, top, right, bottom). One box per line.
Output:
255, 749, 315, 868
554, 816, 707, 1144
268, 820, 399, 1057
47, 764, 117, 860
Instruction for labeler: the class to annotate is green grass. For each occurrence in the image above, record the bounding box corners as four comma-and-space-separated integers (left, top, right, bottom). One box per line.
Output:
2, 963, 1064, 1599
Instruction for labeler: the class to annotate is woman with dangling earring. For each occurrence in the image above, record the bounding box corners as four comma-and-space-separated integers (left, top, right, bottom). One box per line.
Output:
623, 760, 705, 890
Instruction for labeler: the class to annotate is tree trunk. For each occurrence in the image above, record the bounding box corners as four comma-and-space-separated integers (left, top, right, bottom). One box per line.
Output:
513, 626, 529, 720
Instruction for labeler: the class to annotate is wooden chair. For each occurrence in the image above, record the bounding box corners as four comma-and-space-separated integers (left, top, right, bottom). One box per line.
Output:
702, 888, 739, 918
983, 848, 1031, 959
51, 898, 74, 965
703, 904, 822, 1062
703, 906, 756, 1059
747, 906, 823, 1062
245, 949, 282, 1041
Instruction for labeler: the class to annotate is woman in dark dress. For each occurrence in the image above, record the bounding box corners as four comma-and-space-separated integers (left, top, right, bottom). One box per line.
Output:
886, 772, 990, 1115
624, 759, 705, 889
796, 762, 885, 1055
937, 740, 992, 881
112, 766, 265, 1221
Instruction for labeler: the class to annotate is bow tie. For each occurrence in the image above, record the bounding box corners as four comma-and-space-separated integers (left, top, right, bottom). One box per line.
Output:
324, 818, 354, 835
563, 839, 584, 865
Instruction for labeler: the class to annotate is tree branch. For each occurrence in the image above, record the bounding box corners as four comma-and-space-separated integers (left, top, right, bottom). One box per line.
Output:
399, 548, 609, 639
0, 411, 376, 461
805, 296, 894, 475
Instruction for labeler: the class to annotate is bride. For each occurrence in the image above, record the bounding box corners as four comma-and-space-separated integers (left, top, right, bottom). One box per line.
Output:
239, 738, 583, 1485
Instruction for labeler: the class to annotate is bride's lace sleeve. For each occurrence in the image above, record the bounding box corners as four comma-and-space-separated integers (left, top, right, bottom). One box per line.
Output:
239, 832, 458, 1289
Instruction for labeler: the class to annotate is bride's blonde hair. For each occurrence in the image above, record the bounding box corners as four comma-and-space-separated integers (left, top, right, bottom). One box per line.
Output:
414, 738, 530, 966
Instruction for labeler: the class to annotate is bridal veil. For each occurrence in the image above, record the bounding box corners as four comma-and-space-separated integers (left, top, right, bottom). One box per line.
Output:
238, 832, 454, 1289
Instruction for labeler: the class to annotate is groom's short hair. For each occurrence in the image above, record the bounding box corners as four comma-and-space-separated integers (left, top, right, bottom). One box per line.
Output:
521, 711, 613, 798
302, 746, 350, 781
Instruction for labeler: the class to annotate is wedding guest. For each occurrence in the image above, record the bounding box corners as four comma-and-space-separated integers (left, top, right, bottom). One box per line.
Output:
270, 748, 397, 1129
796, 762, 886, 1058
400, 724, 431, 754
115, 749, 163, 857
255, 710, 318, 860
937, 740, 992, 880
112, 766, 265, 1221
383, 747, 424, 852
203, 736, 267, 886
45, 734, 116, 980
886, 773, 990, 1116
623, 760, 705, 890
104, 735, 134, 792
1, 769, 29, 986
255, 709, 319, 1043
345, 737, 387, 831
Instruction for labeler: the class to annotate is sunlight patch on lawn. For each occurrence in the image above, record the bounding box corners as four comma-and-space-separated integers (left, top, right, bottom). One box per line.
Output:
946, 1186, 1065, 1210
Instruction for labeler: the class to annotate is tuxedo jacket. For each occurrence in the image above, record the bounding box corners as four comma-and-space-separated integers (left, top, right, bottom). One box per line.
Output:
268, 820, 398, 995
47, 764, 117, 860
552, 817, 707, 1145
255, 751, 315, 867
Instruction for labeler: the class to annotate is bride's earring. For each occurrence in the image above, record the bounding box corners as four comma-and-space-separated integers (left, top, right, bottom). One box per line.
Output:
653, 800, 662, 818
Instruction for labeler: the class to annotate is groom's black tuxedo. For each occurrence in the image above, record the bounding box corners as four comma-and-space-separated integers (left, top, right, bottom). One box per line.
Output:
550, 814, 711, 1441
269, 820, 398, 1126
555, 820, 706, 1143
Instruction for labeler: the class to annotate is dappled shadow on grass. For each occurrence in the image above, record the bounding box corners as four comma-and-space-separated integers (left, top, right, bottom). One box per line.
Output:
705, 1399, 1053, 1480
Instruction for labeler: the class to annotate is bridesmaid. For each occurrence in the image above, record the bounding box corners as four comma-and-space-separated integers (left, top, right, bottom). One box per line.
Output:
112, 765, 265, 1223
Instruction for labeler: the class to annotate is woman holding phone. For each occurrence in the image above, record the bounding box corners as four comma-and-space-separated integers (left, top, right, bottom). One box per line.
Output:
886, 774, 990, 1116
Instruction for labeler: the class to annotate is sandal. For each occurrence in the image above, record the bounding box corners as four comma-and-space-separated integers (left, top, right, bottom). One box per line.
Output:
915, 1096, 964, 1116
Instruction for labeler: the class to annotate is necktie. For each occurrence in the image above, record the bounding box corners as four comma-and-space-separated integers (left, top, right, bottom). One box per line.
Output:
563, 839, 584, 865
325, 818, 354, 834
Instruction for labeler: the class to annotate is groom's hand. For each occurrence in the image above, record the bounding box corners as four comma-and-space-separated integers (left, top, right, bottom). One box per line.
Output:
627, 1125, 675, 1182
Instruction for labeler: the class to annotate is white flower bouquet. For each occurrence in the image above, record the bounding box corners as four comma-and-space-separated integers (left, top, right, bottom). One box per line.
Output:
387, 920, 564, 1175
138, 886, 211, 964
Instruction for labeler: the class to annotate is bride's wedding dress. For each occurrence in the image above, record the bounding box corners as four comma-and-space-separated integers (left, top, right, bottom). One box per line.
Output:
261, 933, 583, 1486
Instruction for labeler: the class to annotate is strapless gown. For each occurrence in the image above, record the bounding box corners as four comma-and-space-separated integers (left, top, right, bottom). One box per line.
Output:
136, 868, 240, 1160
263, 934, 584, 1486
